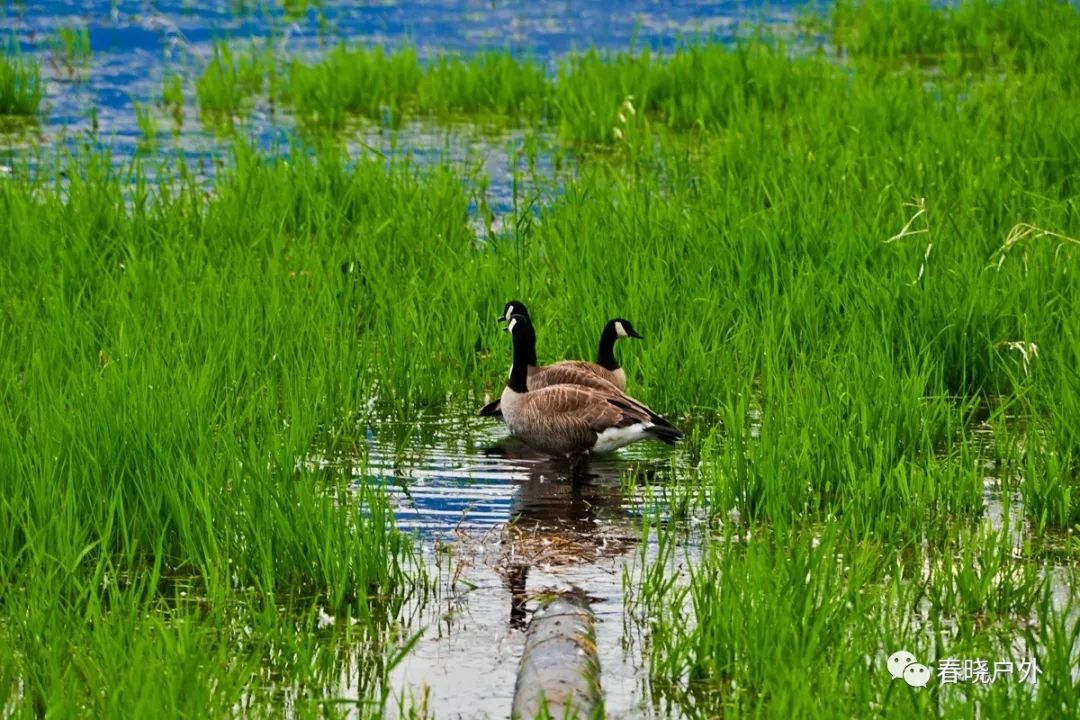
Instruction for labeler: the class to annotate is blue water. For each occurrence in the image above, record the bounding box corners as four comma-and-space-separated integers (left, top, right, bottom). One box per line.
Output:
2, 1, 807, 181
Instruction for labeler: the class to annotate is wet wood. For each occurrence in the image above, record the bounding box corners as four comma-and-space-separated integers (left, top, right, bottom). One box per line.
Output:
511, 594, 602, 720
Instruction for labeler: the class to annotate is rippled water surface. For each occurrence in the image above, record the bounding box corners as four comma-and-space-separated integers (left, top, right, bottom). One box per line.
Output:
303, 411, 1076, 718
2, 0, 806, 204
305, 414, 702, 718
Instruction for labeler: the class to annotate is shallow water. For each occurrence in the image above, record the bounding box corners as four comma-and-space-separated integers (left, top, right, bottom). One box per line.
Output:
315, 415, 699, 718
307, 410, 1080, 718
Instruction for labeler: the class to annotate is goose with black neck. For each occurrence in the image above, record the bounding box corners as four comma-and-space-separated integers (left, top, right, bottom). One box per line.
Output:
479, 300, 644, 419
497, 313, 682, 465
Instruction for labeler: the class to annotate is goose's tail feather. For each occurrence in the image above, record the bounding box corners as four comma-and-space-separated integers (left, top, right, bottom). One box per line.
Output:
478, 399, 504, 418
646, 423, 684, 445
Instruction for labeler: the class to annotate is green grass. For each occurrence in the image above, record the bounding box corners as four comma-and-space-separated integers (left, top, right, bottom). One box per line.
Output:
0, 148, 436, 715
49, 25, 91, 74
629, 524, 1078, 718
0, 43, 42, 116
244, 40, 826, 138
196, 40, 276, 121
195, 0, 1080, 145
417, 51, 549, 119
284, 44, 422, 129
3, 0, 1080, 716
830, 0, 1080, 76
161, 70, 185, 128
282, 45, 551, 129
133, 100, 158, 146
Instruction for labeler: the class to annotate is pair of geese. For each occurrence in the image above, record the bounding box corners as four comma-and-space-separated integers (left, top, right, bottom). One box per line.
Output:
479, 300, 683, 463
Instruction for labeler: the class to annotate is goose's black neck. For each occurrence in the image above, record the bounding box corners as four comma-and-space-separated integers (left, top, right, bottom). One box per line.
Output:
508, 319, 536, 393
596, 323, 620, 371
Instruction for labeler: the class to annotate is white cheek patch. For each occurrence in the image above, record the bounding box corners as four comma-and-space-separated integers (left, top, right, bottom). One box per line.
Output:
507, 317, 518, 332
615, 321, 628, 338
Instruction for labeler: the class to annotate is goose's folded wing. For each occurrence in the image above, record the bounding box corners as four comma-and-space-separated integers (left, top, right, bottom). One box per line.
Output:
603, 393, 676, 429
525, 385, 630, 428
530, 362, 615, 391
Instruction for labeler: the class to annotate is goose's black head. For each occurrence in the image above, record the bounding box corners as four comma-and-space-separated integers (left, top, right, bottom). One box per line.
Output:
499, 300, 530, 324
605, 318, 644, 340
596, 318, 643, 370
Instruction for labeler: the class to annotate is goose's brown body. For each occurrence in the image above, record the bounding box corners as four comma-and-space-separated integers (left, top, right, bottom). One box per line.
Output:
479, 302, 638, 419
529, 362, 625, 392
500, 383, 679, 458
498, 314, 681, 460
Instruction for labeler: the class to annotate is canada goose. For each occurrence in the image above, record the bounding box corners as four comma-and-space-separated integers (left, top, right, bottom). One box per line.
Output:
479, 301, 644, 418
499, 314, 682, 461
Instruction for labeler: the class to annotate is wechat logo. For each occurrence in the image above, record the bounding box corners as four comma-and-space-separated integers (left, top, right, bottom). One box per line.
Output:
888, 650, 932, 688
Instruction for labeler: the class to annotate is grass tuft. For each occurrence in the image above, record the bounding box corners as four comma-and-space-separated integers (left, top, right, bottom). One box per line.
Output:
0, 42, 42, 116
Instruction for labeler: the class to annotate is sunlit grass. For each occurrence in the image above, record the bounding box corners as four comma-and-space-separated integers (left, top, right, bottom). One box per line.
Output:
418, 51, 549, 119
133, 100, 158, 147
0, 43, 42, 116
0, 148, 439, 714
49, 24, 91, 75
285, 44, 422, 129
196, 40, 275, 121
830, 0, 1080, 78
629, 523, 1079, 718
3, 0, 1080, 716
161, 70, 185, 129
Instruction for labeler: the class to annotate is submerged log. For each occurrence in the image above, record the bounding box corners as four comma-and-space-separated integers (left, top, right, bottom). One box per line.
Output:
511, 594, 602, 720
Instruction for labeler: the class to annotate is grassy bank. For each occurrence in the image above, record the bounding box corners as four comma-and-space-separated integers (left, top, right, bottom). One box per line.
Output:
630, 523, 1078, 718
2, 0, 1079, 716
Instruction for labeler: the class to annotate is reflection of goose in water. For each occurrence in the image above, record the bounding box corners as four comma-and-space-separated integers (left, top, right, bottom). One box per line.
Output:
484, 436, 651, 535
359, 420, 657, 534
353, 418, 673, 628
369, 420, 684, 718
484, 439, 651, 628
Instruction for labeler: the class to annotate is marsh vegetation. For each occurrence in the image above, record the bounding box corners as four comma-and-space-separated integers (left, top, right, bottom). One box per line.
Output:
1, 0, 1079, 717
